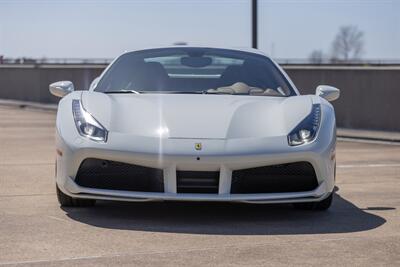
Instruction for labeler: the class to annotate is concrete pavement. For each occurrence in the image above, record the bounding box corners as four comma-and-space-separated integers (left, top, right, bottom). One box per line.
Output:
0, 105, 399, 266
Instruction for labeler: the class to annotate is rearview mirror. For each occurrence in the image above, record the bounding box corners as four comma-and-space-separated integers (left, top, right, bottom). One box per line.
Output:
181, 56, 212, 68
49, 81, 74, 98
316, 85, 340, 102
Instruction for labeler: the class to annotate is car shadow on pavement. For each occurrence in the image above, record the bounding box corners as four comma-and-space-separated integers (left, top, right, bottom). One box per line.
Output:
62, 191, 387, 235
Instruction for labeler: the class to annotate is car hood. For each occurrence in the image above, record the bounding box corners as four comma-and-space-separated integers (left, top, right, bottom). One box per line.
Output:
81, 92, 313, 139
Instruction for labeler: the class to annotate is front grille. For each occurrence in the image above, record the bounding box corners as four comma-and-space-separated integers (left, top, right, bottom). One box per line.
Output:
231, 162, 318, 194
75, 158, 164, 192
177, 171, 219, 193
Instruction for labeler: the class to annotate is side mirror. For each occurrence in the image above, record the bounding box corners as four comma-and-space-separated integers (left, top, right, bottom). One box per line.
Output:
316, 85, 340, 102
49, 81, 74, 98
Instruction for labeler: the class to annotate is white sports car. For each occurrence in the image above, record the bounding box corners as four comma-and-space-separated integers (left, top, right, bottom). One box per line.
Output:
50, 46, 340, 210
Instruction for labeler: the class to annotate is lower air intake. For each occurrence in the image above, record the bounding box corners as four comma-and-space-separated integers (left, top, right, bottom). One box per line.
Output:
231, 162, 318, 194
177, 171, 220, 193
75, 158, 164, 192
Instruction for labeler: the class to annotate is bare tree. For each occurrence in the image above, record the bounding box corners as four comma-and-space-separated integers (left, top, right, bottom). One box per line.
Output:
331, 25, 364, 62
309, 50, 324, 64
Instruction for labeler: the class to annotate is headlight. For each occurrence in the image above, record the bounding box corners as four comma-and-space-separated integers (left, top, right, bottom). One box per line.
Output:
288, 104, 321, 146
72, 99, 108, 142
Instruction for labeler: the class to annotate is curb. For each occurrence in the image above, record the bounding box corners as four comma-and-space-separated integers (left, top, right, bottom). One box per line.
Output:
337, 134, 400, 143
337, 128, 400, 143
0, 99, 57, 111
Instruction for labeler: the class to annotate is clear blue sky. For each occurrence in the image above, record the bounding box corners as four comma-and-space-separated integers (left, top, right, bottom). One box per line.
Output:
0, 0, 399, 59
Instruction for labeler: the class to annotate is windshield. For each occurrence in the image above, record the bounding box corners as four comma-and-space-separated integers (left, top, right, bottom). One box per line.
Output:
95, 47, 296, 96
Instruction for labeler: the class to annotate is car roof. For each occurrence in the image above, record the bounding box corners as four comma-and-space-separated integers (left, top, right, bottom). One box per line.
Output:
121, 45, 269, 58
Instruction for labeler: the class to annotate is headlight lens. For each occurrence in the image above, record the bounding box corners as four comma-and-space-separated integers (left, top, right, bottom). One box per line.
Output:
288, 104, 321, 146
72, 99, 108, 142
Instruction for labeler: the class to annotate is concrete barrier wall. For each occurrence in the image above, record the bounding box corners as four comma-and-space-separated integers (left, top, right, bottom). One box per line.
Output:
284, 66, 400, 131
0, 64, 399, 131
0, 65, 103, 104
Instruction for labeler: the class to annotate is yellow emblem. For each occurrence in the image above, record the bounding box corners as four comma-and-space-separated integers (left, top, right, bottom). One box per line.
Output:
195, 143, 202, 150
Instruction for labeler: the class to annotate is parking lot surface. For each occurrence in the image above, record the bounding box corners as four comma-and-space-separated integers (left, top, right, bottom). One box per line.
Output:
0, 105, 399, 266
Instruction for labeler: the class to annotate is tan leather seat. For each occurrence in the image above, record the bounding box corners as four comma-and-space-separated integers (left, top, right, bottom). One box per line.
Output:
230, 82, 251, 94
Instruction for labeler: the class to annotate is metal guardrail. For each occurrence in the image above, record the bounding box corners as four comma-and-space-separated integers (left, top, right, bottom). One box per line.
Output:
1, 57, 400, 66
275, 58, 400, 66
0, 58, 112, 65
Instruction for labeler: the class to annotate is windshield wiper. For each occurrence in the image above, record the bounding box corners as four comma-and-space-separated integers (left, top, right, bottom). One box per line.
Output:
166, 90, 232, 95
104, 90, 141, 94
168, 90, 232, 95
166, 91, 204, 94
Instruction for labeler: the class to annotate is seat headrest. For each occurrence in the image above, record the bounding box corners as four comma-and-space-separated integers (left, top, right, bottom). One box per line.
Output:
218, 65, 245, 87
132, 62, 169, 90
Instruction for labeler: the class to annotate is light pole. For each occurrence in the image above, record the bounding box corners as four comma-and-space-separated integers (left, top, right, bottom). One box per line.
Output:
252, 0, 258, 49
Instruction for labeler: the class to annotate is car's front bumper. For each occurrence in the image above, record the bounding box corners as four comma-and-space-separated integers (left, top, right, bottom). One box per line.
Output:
55, 126, 336, 204
63, 176, 329, 204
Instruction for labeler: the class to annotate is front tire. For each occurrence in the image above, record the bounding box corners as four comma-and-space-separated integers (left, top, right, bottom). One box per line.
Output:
293, 192, 333, 211
56, 185, 96, 207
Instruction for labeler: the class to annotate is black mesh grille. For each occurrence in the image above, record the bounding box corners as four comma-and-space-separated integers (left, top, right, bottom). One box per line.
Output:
231, 162, 318, 194
75, 158, 164, 192
177, 171, 219, 193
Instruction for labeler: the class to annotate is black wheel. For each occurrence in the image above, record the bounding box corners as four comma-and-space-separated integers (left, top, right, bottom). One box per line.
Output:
56, 185, 95, 207
293, 192, 333, 211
